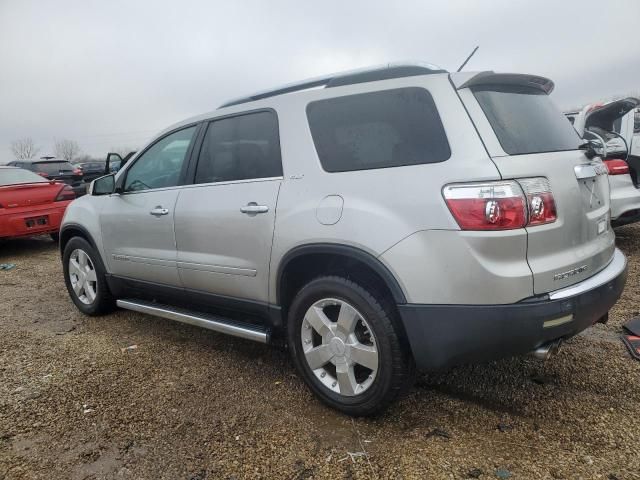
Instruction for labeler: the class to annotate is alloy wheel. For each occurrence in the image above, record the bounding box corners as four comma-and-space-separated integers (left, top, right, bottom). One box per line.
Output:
68, 249, 98, 305
300, 298, 379, 396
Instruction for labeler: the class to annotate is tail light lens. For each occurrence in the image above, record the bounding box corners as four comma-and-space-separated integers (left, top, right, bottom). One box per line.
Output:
604, 159, 629, 175
517, 177, 557, 226
55, 185, 76, 202
443, 178, 557, 230
443, 181, 527, 230
36, 172, 48, 177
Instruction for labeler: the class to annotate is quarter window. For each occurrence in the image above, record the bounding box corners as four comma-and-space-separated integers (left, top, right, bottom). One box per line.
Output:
306, 88, 451, 172
195, 111, 282, 184
124, 126, 196, 192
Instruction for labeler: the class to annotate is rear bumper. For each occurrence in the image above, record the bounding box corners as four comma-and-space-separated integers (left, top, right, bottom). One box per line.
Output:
0, 203, 69, 239
398, 248, 627, 371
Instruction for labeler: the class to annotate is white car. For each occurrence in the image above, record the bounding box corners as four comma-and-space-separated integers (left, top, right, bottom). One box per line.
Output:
568, 98, 640, 227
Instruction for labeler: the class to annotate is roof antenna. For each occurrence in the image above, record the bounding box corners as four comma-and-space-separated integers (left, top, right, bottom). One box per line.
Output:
456, 46, 479, 72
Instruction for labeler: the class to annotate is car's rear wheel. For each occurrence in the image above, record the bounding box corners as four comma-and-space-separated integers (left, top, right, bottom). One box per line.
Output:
287, 276, 414, 416
62, 237, 113, 315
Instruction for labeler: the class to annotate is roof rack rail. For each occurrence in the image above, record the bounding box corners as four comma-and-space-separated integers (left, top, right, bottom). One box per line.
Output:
218, 62, 447, 109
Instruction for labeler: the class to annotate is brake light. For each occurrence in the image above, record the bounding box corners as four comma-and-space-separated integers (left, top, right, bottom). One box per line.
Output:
443, 178, 557, 230
443, 181, 527, 230
36, 172, 48, 177
55, 185, 76, 201
604, 159, 629, 175
518, 177, 557, 226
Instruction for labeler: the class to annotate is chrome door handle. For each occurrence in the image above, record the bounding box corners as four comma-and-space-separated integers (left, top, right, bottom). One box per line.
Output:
240, 202, 269, 214
150, 206, 169, 217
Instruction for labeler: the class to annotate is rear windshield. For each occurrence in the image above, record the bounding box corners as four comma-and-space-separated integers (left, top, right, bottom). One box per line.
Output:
306, 87, 451, 172
32, 161, 74, 174
0, 168, 48, 186
473, 86, 581, 155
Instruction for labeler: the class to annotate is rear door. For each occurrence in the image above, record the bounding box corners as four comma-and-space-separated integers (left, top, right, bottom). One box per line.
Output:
456, 75, 614, 294
174, 110, 282, 304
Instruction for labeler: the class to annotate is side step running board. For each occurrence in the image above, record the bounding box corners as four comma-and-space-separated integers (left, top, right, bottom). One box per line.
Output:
116, 299, 269, 344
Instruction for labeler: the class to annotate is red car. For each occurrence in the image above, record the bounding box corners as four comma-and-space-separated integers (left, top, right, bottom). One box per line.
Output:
0, 166, 76, 241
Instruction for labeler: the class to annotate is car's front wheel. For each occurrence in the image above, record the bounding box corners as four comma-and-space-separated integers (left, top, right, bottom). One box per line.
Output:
62, 237, 113, 315
287, 276, 414, 416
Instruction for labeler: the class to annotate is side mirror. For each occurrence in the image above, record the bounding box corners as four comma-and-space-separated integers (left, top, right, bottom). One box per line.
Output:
90, 174, 116, 196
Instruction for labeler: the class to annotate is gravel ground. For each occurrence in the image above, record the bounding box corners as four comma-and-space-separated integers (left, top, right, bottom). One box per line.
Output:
1, 229, 640, 480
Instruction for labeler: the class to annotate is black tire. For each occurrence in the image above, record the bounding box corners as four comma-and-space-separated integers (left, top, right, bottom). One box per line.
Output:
62, 237, 114, 315
50, 232, 60, 243
287, 276, 415, 416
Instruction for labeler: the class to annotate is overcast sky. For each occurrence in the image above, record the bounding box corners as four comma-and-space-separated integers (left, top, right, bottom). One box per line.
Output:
1, 0, 639, 162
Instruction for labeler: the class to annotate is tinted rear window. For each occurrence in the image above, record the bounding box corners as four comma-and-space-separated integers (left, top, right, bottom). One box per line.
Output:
33, 161, 74, 174
306, 87, 451, 172
0, 168, 48, 186
473, 86, 580, 155
195, 111, 282, 184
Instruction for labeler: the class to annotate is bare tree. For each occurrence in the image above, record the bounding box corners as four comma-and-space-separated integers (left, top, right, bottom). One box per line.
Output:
54, 139, 81, 162
10, 137, 40, 160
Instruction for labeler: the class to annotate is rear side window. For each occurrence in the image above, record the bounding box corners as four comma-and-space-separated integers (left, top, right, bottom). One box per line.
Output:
195, 111, 282, 184
473, 86, 581, 155
306, 87, 450, 172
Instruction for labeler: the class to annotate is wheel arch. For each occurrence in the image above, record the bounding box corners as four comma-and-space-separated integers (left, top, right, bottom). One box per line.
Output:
276, 243, 407, 311
59, 223, 98, 257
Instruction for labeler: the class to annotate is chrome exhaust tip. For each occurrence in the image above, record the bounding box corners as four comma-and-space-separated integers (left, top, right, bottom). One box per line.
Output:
529, 340, 562, 361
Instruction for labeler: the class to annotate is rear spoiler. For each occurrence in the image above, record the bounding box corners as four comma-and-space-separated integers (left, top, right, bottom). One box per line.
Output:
451, 71, 555, 94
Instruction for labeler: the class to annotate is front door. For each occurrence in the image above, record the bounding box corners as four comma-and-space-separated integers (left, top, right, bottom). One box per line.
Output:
174, 110, 283, 303
101, 125, 198, 286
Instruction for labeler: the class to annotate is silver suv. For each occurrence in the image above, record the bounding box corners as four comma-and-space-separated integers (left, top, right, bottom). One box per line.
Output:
60, 63, 627, 416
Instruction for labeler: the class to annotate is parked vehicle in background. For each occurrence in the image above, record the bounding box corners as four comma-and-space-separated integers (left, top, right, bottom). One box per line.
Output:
568, 98, 640, 226
60, 63, 627, 415
0, 166, 75, 241
73, 160, 106, 183
6, 159, 86, 197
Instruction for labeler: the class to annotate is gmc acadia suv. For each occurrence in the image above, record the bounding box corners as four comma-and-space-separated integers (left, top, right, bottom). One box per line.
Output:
59, 63, 627, 416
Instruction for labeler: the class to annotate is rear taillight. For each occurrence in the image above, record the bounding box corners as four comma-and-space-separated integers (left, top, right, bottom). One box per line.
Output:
443, 178, 557, 231
443, 181, 527, 230
36, 172, 48, 177
604, 159, 629, 175
55, 185, 76, 201
517, 177, 557, 226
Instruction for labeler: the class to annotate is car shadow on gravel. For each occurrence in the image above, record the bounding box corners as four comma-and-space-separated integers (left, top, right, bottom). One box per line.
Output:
0, 236, 57, 259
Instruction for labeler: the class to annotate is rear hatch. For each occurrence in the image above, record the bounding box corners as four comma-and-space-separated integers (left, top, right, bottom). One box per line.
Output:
577, 98, 640, 185
454, 72, 615, 294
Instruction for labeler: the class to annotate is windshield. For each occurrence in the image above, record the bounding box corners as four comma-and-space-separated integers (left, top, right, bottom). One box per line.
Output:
32, 161, 74, 174
0, 168, 48, 186
473, 85, 581, 155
